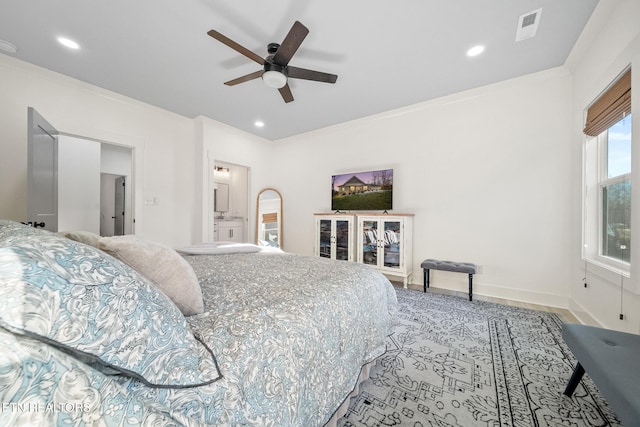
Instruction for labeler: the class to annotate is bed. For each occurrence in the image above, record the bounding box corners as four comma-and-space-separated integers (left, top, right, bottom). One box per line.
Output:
0, 220, 397, 426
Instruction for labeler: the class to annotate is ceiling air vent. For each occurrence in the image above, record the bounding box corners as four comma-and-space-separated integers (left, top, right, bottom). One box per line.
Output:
515, 8, 542, 42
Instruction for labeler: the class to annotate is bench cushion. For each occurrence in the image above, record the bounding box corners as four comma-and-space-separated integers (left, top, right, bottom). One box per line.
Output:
421, 259, 476, 274
562, 323, 640, 426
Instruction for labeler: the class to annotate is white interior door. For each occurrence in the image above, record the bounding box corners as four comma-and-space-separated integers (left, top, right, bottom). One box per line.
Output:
27, 107, 58, 232
114, 176, 126, 235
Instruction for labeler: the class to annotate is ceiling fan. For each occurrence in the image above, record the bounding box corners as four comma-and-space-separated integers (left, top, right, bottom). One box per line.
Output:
207, 21, 338, 103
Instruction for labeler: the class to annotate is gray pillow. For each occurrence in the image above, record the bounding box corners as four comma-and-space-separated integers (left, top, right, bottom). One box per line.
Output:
98, 235, 205, 316
58, 230, 102, 247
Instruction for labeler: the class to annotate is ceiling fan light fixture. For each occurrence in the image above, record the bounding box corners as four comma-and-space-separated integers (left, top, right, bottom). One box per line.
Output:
262, 70, 287, 89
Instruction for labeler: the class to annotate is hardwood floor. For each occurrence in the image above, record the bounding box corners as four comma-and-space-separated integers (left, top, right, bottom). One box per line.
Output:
395, 282, 579, 323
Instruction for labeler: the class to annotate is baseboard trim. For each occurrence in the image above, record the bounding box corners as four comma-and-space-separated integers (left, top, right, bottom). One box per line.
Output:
567, 299, 602, 327
406, 279, 570, 308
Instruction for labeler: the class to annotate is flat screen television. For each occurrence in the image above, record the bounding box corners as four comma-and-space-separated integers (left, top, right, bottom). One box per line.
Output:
331, 169, 393, 211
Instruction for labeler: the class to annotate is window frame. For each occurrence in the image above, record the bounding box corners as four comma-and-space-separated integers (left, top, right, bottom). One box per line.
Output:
582, 66, 634, 289
583, 120, 632, 278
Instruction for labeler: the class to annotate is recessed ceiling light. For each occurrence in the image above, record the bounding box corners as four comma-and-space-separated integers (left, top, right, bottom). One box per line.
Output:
254, 121, 265, 128
0, 40, 18, 54
466, 45, 485, 57
57, 37, 80, 50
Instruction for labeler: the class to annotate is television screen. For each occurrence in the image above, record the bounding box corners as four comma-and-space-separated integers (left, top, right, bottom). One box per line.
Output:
331, 169, 393, 211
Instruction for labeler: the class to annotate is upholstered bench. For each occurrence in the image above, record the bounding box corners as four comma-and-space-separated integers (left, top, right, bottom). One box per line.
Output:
421, 259, 476, 301
562, 323, 640, 426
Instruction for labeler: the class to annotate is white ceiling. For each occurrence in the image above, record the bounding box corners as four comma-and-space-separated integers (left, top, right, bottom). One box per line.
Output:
0, 0, 599, 140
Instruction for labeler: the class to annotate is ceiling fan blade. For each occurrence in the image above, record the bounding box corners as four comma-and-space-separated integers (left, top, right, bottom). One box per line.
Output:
207, 29, 265, 66
272, 21, 309, 66
287, 66, 338, 83
278, 84, 294, 103
224, 70, 263, 86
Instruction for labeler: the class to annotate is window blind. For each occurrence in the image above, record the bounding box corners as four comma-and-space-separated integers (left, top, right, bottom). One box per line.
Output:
262, 213, 277, 223
583, 68, 631, 137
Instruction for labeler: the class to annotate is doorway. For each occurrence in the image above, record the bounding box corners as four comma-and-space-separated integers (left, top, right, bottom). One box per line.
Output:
211, 160, 249, 242
100, 174, 128, 236
99, 144, 133, 236
27, 108, 134, 234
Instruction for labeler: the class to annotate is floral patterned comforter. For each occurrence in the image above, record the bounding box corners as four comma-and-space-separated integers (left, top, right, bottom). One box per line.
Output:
122, 253, 398, 426
183, 252, 398, 426
0, 220, 397, 426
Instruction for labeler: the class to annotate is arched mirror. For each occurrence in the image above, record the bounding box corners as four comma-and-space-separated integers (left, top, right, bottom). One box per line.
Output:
256, 188, 282, 249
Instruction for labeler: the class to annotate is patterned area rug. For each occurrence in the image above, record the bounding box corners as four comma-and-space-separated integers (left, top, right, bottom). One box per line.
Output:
338, 288, 621, 427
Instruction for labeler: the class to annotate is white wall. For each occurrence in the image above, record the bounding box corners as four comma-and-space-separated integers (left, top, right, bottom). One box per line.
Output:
567, 0, 640, 331
58, 135, 101, 233
0, 54, 197, 246
272, 68, 575, 307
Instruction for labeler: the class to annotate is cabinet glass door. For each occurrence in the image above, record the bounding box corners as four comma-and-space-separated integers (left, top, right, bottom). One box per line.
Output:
361, 220, 378, 266
335, 219, 350, 260
319, 219, 332, 258
383, 221, 401, 268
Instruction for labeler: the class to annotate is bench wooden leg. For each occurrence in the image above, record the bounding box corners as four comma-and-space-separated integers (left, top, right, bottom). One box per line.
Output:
423, 268, 430, 292
468, 274, 473, 301
563, 362, 585, 397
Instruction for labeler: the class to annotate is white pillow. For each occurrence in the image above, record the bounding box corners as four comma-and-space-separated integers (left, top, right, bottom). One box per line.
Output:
98, 235, 204, 316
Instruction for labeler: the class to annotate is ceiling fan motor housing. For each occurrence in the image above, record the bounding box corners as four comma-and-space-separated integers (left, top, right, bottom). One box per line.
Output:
267, 43, 280, 54
264, 60, 287, 76
263, 43, 288, 89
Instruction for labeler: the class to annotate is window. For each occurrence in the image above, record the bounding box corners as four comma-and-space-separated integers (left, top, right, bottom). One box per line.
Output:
583, 68, 632, 273
600, 115, 632, 263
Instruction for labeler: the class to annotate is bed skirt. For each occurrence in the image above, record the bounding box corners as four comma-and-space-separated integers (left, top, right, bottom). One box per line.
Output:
324, 360, 375, 427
